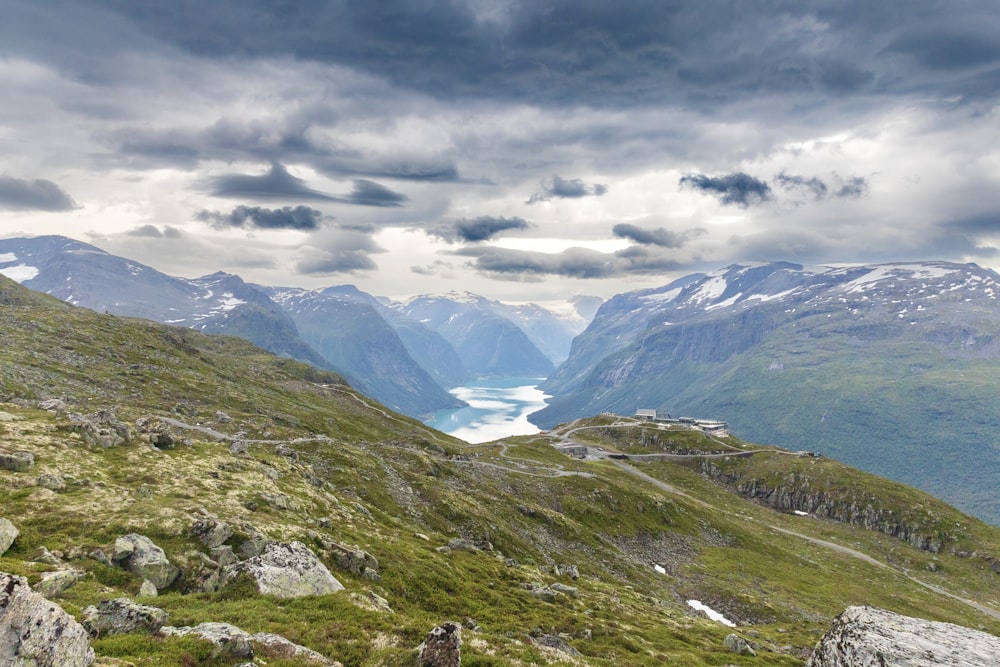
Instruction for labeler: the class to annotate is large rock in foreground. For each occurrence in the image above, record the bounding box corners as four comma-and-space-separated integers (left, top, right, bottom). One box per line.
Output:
222, 541, 344, 598
807, 606, 1000, 666
112, 533, 179, 590
0, 572, 94, 666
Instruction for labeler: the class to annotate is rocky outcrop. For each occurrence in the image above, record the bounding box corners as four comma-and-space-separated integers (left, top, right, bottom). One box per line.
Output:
418, 621, 462, 667
700, 463, 948, 552
0, 572, 95, 666
807, 606, 1000, 666
252, 632, 338, 665
0, 450, 34, 472
82, 598, 168, 636
0, 518, 18, 555
112, 533, 180, 590
221, 541, 344, 598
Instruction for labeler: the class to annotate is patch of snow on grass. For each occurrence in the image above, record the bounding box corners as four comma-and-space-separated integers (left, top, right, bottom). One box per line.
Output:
687, 600, 735, 627
0, 252, 17, 263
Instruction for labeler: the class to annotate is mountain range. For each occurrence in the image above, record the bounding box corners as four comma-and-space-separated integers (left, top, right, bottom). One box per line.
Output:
0, 236, 591, 420
533, 261, 1000, 524
0, 271, 998, 665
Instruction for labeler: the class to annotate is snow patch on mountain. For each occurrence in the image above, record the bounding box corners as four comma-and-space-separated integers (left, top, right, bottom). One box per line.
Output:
0, 264, 40, 282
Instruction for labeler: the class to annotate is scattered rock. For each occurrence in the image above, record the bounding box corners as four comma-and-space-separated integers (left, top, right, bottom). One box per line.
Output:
368, 591, 392, 613
34, 569, 84, 598
221, 541, 344, 598
262, 492, 296, 510
724, 634, 756, 656
73, 410, 133, 447
229, 440, 250, 455
530, 585, 558, 603
554, 563, 579, 579
463, 617, 479, 631
0, 571, 95, 666
0, 450, 34, 472
275, 443, 298, 459
252, 632, 339, 665
0, 517, 18, 555
37, 473, 67, 491
551, 582, 578, 598
83, 598, 169, 636
327, 541, 380, 580
353, 502, 372, 518
160, 622, 253, 659
215, 410, 231, 423
415, 533, 430, 541
236, 526, 268, 559
447, 537, 492, 552
210, 545, 238, 568
112, 534, 179, 590
0, 411, 21, 421
807, 605, 1000, 666
418, 621, 462, 667
191, 516, 232, 548
533, 634, 581, 656
37, 398, 68, 412
139, 580, 158, 597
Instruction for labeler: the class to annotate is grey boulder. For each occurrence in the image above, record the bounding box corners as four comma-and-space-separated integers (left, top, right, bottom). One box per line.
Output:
221, 541, 344, 598
0, 571, 94, 666
807, 605, 1000, 666
112, 533, 179, 590
0, 518, 18, 555
82, 598, 168, 636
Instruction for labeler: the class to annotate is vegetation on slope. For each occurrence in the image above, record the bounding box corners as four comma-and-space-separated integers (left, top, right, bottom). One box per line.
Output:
1, 275, 998, 666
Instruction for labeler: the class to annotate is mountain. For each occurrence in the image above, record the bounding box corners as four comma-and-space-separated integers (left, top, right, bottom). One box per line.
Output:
321, 285, 471, 389
1, 273, 998, 665
486, 298, 598, 364
0, 236, 461, 418
533, 261, 1000, 524
393, 292, 555, 377
263, 285, 465, 416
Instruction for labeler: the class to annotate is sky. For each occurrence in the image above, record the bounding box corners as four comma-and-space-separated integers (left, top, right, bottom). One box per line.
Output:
1, 0, 1000, 302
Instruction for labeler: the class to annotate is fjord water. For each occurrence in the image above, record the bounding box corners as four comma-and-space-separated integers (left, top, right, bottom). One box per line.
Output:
424, 377, 549, 444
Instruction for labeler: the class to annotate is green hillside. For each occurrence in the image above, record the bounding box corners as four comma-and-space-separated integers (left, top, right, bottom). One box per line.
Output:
1, 275, 998, 666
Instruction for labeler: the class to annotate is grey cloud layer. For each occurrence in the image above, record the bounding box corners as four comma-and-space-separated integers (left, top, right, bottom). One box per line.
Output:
0, 176, 76, 211
209, 164, 407, 207
196, 205, 325, 231
528, 175, 607, 203
429, 216, 532, 244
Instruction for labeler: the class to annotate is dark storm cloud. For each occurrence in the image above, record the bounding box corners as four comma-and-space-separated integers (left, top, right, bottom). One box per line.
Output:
883, 27, 1000, 71
775, 173, 829, 200
296, 250, 377, 273
210, 163, 339, 201
345, 179, 408, 207
195, 205, 325, 230
612, 224, 705, 248
429, 216, 532, 244
680, 173, 772, 207
455, 245, 687, 280
209, 163, 407, 207
944, 213, 1000, 233
527, 175, 608, 204
0, 176, 77, 211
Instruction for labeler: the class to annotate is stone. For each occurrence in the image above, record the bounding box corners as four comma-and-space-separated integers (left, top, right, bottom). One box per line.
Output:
37, 398, 68, 412
34, 569, 84, 598
530, 585, 558, 603
447, 538, 480, 552
37, 473, 67, 491
807, 606, 1000, 666
418, 621, 462, 667
0, 450, 34, 472
533, 634, 581, 656
112, 534, 179, 590
0, 517, 18, 555
723, 634, 756, 656
34, 547, 62, 566
252, 632, 339, 665
160, 622, 253, 659
82, 598, 168, 636
221, 541, 344, 598
215, 410, 231, 423
554, 563, 580, 579
210, 545, 239, 568
551, 582, 578, 598
262, 492, 296, 510
0, 571, 95, 666
191, 516, 232, 548
327, 541, 379, 579
139, 580, 158, 597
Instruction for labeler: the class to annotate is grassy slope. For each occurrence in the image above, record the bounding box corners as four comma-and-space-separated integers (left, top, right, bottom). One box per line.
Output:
1, 276, 999, 666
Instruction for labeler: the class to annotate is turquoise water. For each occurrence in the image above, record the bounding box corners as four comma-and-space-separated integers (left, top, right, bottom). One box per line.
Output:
424, 377, 550, 444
